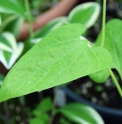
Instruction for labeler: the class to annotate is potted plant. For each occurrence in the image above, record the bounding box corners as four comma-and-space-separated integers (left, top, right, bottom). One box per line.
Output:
0, 0, 121, 123
0, 0, 103, 123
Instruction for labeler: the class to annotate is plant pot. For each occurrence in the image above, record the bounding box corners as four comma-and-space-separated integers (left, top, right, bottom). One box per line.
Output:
61, 86, 122, 124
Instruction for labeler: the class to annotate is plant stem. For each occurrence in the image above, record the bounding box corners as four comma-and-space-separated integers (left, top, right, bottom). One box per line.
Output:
101, 0, 106, 47
108, 68, 122, 98
101, 0, 122, 97
24, 0, 34, 39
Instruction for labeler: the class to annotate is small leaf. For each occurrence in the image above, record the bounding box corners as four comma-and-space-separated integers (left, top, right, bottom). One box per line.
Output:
68, 2, 100, 28
56, 103, 104, 124
36, 97, 52, 112
0, 24, 111, 102
0, 0, 26, 17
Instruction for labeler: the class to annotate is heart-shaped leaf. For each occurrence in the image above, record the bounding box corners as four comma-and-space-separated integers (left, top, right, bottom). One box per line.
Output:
95, 19, 122, 79
0, 24, 111, 102
0, 32, 24, 69
68, 2, 100, 28
0, 0, 26, 17
56, 103, 104, 124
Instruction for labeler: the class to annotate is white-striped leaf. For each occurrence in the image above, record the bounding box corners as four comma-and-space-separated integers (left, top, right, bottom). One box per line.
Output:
57, 103, 104, 124
0, 32, 24, 69
2, 15, 24, 38
68, 2, 100, 28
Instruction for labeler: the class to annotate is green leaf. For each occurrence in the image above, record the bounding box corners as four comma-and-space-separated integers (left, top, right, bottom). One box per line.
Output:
34, 17, 68, 38
56, 103, 104, 124
95, 19, 122, 79
0, 24, 111, 102
31, 98, 51, 123
0, 33, 13, 52
33, 110, 49, 121
89, 69, 109, 83
0, 13, 8, 21
0, 0, 26, 17
68, 2, 100, 28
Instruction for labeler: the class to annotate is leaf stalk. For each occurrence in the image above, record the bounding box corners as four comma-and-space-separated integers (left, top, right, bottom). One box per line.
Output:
101, 0, 106, 47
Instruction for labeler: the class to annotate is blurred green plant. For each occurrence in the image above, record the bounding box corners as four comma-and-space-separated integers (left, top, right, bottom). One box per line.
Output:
29, 97, 104, 124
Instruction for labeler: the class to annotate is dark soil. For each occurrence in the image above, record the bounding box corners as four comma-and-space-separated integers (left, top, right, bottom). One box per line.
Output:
0, 92, 46, 124
0, 90, 75, 124
68, 76, 122, 109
